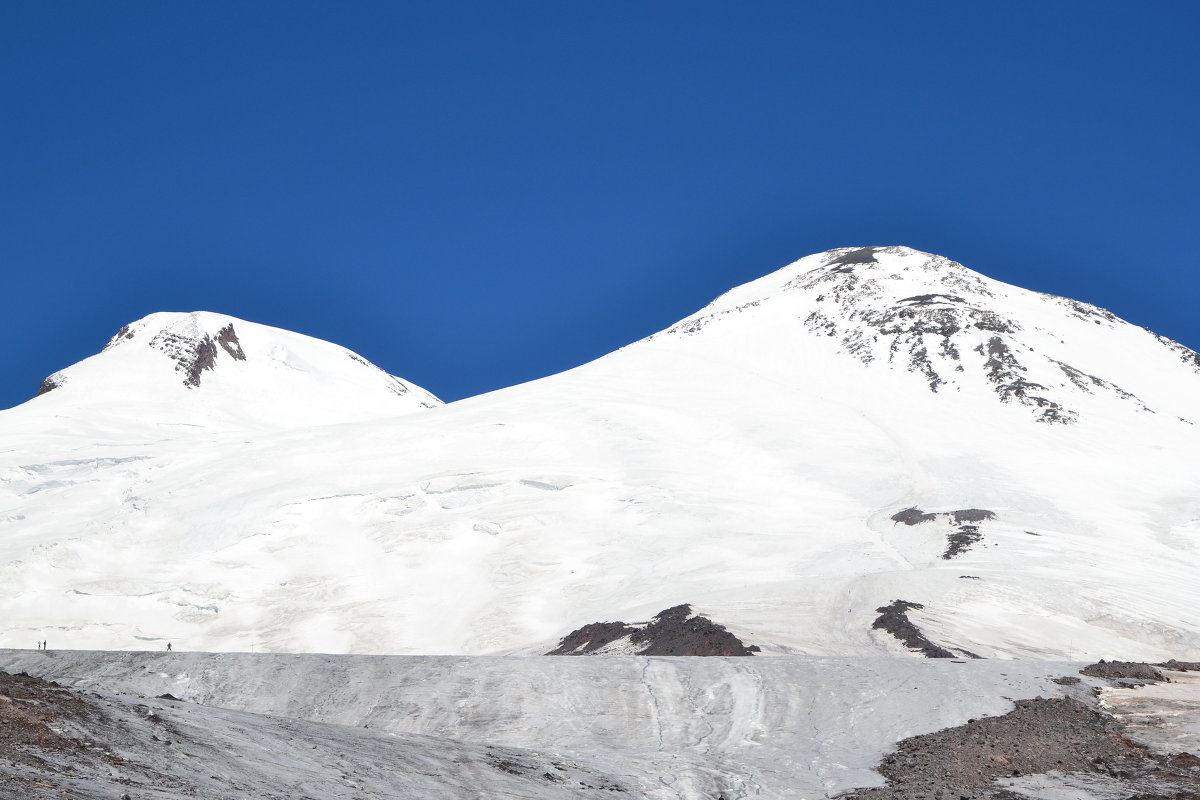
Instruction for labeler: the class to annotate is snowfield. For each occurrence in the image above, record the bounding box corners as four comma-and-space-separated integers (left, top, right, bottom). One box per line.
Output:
2, 246, 1199, 660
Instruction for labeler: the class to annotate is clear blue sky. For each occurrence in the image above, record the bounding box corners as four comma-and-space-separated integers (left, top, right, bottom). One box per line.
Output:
3, 2, 1198, 408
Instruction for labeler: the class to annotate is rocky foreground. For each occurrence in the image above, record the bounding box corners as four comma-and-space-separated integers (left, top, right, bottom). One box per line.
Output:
0, 666, 630, 800
2, 650, 1199, 799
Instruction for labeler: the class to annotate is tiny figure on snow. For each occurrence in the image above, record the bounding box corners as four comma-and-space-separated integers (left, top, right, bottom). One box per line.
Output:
166, 642, 172, 652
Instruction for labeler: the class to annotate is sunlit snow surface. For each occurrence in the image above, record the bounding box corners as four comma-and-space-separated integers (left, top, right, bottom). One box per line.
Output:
2, 248, 1199, 658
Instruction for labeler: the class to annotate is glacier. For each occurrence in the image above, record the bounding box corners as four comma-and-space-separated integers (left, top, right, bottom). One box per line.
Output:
1, 246, 1198, 660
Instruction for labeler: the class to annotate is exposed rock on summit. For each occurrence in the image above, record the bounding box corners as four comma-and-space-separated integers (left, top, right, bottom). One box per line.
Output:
797, 248, 1093, 422
662, 245, 1193, 425
214, 323, 246, 361
147, 322, 245, 388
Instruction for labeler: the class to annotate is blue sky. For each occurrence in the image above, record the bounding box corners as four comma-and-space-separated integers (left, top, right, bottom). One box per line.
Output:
3, 2, 1198, 408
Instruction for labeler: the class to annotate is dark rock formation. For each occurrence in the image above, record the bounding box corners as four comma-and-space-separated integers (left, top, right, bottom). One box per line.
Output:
545, 621, 637, 655
214, 324, 246, 361
1, 669, 95, 773
546, 604, 759, 656
975, 335, 1075, 424
35, 374, 63, 396
897, 293, 967, 307
891, 507, 940, 526
949, 509, 996, 524
147, 325, 243, 389
890, 507, 996, 559
631, 604, 760, 656
944, 525, 983, 559
103, 324, 137, 350
828, 246, 881, 268
838, 696, 1200, 800
1080, 660, 1168, 683
872, 600, 964, 659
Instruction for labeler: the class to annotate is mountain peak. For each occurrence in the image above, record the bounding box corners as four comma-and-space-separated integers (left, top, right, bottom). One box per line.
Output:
826, 244, 942, 266
100, 311, 250, 389
796, 246, 994, 299
652, 246, 1200, 425
22, 311, 441, 431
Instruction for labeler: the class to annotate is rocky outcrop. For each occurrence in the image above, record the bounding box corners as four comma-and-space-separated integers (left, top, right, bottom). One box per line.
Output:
891, 507, 996, 559
35, 373, 64, 396
872, 600, 976, 659
840, 696, 1200, 800
147, 323, 246, 388
545, 621, 637, 655
214, 324, 246, 361
791, 247, 1167, 424
1080, 660, 1168, 683
103, 324, 137, 350
546, 604, 759, 656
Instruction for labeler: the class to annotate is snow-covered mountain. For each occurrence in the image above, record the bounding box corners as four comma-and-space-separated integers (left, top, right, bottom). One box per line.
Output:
654, 246, 1199, 424
20, 310, 441, 433
3, 247, 1198, 660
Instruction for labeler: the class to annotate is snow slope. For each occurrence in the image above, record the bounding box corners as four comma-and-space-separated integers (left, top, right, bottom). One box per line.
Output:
2, 248, 1198, 659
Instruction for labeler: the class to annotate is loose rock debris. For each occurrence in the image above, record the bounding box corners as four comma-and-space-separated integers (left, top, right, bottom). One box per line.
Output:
840, 695, 1200, 800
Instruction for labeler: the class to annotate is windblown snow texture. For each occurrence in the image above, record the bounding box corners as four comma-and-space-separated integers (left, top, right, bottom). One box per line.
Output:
2, 248, 1199, 660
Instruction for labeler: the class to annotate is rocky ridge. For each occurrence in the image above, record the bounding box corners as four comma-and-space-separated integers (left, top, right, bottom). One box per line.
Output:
662, 246, 1198, 425
546, 604, 759, 656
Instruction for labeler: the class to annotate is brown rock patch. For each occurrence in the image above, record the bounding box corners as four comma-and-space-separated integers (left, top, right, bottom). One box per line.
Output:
872, 600, 963, 659
215, 323, 246, 360
1081, 660, 1168, 683
841, 697, 1150, 799
546, 604, 759, 656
